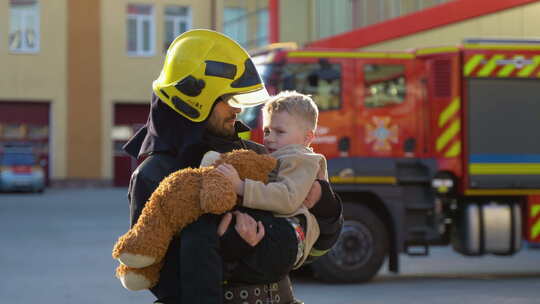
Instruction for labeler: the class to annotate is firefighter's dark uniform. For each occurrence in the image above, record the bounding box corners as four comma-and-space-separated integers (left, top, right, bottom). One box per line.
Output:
123, 94, 342, 304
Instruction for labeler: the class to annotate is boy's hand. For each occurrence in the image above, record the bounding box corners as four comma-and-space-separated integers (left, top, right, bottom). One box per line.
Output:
303, 180, 322, 209
215, 163, 244, 195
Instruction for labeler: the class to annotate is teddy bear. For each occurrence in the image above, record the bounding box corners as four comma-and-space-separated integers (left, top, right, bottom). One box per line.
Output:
112, 149, 277, 290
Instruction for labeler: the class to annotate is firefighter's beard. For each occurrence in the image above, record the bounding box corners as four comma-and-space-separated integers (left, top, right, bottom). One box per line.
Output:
206, 114, 237, 138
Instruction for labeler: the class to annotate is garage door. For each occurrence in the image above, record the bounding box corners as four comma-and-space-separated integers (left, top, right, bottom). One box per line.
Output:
0, 102, 50, 184
113, 103, 149, 187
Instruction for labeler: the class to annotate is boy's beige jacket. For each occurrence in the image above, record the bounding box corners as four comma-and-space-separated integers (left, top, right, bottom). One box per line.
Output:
242, 144, 328, 268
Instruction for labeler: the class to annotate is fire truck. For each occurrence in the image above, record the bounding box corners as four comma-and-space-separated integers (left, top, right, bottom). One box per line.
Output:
239, 39, 540, 283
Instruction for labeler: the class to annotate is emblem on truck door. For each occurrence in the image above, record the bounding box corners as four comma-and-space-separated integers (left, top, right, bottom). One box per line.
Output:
365, 116, 398, 152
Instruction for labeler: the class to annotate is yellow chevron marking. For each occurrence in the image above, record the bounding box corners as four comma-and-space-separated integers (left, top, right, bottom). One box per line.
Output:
436, 119, 460, 152
445, 141, 461, 157
518, 56, 540, 77
464, 54, 484, 76
477, 55, 505, 77
532, 206, 540, 240
532, 205, 540, 218
497, 56, 519, 77
532, 220, 540, 239
469, 163, 540, 175
438, 97, 460, 127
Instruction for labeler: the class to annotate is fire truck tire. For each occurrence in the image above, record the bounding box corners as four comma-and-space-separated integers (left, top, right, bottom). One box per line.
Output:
311, 203, 388, 283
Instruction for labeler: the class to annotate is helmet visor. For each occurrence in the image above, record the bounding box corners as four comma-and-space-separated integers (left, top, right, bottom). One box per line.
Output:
227, 87, 270, 108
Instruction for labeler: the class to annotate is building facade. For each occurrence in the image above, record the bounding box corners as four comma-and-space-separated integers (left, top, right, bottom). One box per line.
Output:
2, 0, 540, 186
0, 0, 223, 186
293, 0, 540, 50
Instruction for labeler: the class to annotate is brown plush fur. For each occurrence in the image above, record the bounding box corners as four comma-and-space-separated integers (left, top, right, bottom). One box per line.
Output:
112, 149, 277, 290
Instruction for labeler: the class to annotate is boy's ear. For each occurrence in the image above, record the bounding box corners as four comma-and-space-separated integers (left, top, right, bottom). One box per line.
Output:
304, 129, 315, 146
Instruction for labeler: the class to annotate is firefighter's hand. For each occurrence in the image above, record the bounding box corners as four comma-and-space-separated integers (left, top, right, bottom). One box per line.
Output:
232, 211, 265, 246
217, 212, 233, 237
303, 180, 322, 209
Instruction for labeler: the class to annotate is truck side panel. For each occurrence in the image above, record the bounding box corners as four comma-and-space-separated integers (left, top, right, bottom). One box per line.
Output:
467, 78, 540, 189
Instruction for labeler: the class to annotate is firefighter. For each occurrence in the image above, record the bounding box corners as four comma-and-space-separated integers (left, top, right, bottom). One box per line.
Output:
123, 29, 340, 304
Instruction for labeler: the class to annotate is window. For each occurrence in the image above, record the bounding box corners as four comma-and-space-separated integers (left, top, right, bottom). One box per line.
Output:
223, 7, 247, 47
364, 64, 406, 108
381, 0, 401, 19
239, 105, 263, 129
255, 9, 269, 47
164, 6, 191, 51
27, 124, 48, 139
127, 4, 155, 56
351, 0, 452, 30
223, 2, 268, 50
277, 61, 342, 111
2, 123, 25, 139
316, 0, 352, 39
9, 0, 40, 53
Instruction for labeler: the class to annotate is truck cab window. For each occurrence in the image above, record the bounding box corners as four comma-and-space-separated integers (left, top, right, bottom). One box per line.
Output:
238, 104, 262, 129
278, 61, 342, 111
364, 64, 406, 108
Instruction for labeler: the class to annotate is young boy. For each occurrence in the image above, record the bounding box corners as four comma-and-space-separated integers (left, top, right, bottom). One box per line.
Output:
215, 90, 339, 276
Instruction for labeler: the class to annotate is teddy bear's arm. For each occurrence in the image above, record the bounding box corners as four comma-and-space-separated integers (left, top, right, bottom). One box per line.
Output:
200, 168, 238, 214
116, 261, 163, 290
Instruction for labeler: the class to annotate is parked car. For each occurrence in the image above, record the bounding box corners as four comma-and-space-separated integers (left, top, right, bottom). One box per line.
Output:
0, 150, 45, 193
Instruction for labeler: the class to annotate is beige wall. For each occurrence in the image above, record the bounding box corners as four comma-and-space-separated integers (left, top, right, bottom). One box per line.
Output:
100, 0, 215, 179
67, 0, 102, 179
360, 2, 540, 52
0, 0, 68, 180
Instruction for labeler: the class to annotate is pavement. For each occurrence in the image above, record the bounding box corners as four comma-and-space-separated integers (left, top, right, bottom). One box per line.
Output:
1, 188, 539, 304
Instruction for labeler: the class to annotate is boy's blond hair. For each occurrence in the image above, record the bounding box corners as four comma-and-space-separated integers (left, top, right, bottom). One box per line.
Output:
262, 91, 319, 131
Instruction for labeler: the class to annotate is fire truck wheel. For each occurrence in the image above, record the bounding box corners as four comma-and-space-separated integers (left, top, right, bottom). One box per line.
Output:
311, 203, 388, 283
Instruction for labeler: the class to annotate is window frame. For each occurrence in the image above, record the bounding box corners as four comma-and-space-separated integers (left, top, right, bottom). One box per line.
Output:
9, 0, 40, 54
223, 7, 248, 47
126, 4, 155, 57
163, 5, 192, 52
255, 8, 269, 47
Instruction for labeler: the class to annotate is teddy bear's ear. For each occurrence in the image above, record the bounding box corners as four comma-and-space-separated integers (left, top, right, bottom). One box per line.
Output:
200, 151, 221, 167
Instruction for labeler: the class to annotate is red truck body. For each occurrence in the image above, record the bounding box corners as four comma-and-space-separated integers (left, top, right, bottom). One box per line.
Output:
239, 40, 540, 282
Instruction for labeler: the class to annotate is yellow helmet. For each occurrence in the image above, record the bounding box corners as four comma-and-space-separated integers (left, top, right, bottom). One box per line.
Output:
153, 29, 269, 122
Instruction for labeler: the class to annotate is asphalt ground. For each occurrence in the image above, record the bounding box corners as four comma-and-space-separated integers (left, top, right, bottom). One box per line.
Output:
1, 188, 539, 304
